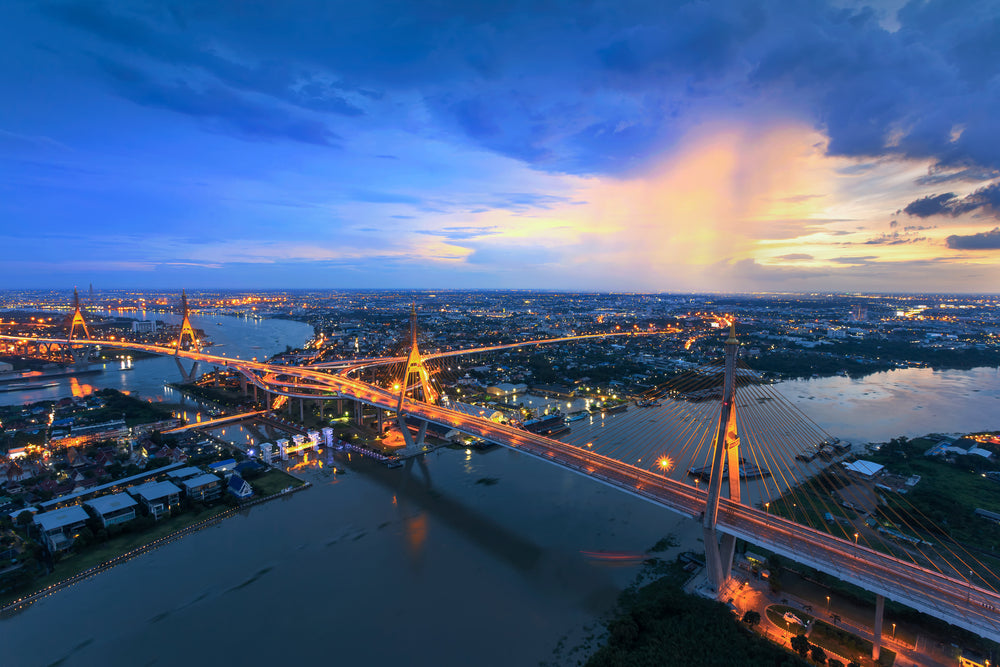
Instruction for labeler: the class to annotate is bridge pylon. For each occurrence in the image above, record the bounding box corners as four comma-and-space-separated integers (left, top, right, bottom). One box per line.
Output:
396, 304, 437, 412
174, 289, 200, 383
395, 305, 437, 448
702, 320, 742, 595
67, 287, 91, 363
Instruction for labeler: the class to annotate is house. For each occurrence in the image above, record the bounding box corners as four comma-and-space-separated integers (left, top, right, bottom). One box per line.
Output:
208, 459, 237, 476
167, 466, 203, 481
85, 493, 138, 528
128, 480, 182, 520
34, 505, 90, 552
843, 460, 884, 479
227, 475, 253, 499
181, 474, 222, 502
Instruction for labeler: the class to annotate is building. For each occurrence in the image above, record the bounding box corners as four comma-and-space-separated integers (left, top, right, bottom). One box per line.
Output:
843, 460, 884, 479
128, 480, 181, 520
181, 473, 222, 502
34, 505, 90, 552
131, 320, 157, 333
208, 459, 237, 476
227, 474, 253, 499
85, 493, 138, 528
166, 466, 203, 481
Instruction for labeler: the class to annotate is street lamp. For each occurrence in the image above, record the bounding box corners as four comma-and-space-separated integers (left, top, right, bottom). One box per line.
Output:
853, 532, 859, 544
826, 596, 830, 613
891, 623, 896, 640
765, 502, 769, 514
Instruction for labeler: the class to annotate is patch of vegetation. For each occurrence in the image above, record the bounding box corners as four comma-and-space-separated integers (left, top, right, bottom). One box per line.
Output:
252, 468, 306, 496
585, 560, 807, 667
809, 620, 895, 667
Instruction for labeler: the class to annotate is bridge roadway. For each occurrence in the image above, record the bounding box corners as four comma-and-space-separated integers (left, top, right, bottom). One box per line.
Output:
5, 334, 1000, 642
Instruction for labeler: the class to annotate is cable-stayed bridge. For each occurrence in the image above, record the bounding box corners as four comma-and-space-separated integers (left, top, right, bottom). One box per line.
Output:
3, 298, 999, 657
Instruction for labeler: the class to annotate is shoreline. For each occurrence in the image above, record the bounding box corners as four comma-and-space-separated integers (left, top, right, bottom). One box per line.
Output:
0, 480, 311, 618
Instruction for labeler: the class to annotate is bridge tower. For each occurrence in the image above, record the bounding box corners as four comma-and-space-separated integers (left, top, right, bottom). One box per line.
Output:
702, 320, 742, 594
395, 305, 436, 448
396, 304, 437, 412
174, 290, 200, 383
68, 287, 90, 341
66, 287, 91, 363
176, 290, 200, 352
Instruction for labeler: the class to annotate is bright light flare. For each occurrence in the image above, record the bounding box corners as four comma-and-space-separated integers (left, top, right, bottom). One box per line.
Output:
657, 456, 674, 472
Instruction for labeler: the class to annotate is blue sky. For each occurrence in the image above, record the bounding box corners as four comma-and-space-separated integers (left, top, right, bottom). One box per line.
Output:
2, 0, 999, 291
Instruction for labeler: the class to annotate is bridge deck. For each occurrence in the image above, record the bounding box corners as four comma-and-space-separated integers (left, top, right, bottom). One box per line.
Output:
5, 334, 998, 642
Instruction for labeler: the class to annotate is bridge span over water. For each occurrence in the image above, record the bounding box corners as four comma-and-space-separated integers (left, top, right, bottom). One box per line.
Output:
4, 328, 999, 649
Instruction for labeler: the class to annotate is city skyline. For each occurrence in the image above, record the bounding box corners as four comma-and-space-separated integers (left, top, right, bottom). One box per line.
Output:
3, 0, 999, 291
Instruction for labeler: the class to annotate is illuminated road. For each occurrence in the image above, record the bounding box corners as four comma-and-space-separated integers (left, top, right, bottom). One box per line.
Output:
4, 332, 999, 642
160, 410, 268, 434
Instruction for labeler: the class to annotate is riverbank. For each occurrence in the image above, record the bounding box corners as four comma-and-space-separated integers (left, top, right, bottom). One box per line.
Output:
0, 474, 309, 615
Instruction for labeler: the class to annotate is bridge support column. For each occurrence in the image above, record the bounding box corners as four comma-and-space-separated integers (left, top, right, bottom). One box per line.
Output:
174, 357, 200, 383
299, 398, 304, 422
337, 398, 343, 417
702, 322, 741, 596
377, 408, 384, 432
353, 400, 362, 426
397, 415, 427, 449
872, 594, 884, 662
239, 374, 247, 395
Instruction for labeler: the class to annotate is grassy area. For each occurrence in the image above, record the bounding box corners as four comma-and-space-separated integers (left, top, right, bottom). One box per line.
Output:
765, 604, 813, 634
0, 504, 230, 607
586, 561, 809, 667
251, 468, 306, 496
809, 620, 895, 666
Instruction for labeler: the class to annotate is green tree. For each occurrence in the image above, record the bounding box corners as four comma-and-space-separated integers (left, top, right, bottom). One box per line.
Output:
742, 610, 761, 627
791, 634, 810, 658
810, 645, 826, 664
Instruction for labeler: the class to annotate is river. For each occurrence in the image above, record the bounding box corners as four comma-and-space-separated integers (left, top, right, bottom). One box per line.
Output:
0, 311, 313, 407
2, 321, 998, 666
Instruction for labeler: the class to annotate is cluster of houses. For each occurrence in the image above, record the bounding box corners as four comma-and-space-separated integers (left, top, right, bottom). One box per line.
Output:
21, 459, 258, 553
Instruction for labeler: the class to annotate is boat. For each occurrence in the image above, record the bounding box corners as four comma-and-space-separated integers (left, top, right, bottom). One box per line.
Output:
602, 402, 628, 414
564, 411, 589, 422
522, 413, 565, 435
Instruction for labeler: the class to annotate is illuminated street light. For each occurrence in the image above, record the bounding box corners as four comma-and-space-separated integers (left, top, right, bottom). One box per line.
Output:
853, 532, 859, 544
658, 456, 673, 472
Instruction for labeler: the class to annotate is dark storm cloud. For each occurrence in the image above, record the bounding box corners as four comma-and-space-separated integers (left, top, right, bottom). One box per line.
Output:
903, 182, 1000, 219
95, 58, 339, 146
946, 227, 1000, 250
45, 2, 366, 116
903, 193, 958, 218
34, 0, 1000, 175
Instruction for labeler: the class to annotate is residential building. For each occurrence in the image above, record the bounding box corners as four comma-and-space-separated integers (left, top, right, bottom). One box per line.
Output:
34, 505, 89, 552
181, 473, 222, 502
128, 480, 181, 520
85, 493, 138, 528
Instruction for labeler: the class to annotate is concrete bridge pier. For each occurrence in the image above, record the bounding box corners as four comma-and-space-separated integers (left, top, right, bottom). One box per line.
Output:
299, 398, 305, 422
239, 373, 247, 395
377, 407, 384, 432
397, 415, 427, 449
873, 594, 884, 661
353, 400, 363, 426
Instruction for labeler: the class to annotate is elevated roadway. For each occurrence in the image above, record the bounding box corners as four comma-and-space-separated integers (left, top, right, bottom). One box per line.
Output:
4, 333, 999, 642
